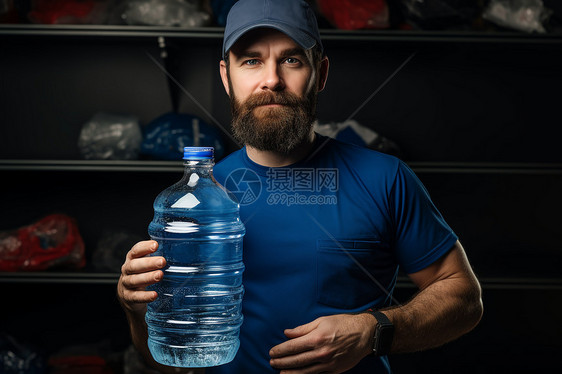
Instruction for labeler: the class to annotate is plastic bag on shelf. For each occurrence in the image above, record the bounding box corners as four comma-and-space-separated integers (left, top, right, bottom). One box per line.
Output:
92, 230, 143, 272
316, 0, 389, 30
27, 0, 110, 25
48, 340, 120, 374
399, 0, 479, 30
121, 0, 211, 27
314, 119, 403, 158
0, 333, 46, 374
78, 112, 142, 160
140, 112, 225, 160
0, 0, 20, 23
483, 0, 552, 33
0, 214, 85, 272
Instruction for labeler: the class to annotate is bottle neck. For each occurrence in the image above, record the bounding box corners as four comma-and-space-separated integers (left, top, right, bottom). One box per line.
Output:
183, 158, 214, 177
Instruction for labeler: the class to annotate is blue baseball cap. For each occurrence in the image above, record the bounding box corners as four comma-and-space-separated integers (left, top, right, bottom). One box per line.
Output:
222, 0, 323, 59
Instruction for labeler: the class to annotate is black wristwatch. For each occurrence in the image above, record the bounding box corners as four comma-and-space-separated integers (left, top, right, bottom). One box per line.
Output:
367, 310, 394, 357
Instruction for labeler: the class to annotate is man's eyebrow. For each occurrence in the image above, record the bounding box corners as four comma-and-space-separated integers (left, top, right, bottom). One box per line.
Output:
230, 49, 261, 63
233, 47, 307, 61
279, 47, 307, 58
237, 50, 262, 59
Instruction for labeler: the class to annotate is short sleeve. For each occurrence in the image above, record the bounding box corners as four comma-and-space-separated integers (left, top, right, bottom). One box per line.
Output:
391, 161, 458, 274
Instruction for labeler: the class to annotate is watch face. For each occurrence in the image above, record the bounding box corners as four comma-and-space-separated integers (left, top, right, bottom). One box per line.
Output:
372, 312, 394, 356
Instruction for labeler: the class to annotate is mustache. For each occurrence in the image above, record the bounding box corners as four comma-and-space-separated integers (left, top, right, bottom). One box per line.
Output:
243, 91, 304, 110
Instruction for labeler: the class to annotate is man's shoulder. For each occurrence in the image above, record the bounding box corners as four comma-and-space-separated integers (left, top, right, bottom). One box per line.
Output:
319, 135, 401, 173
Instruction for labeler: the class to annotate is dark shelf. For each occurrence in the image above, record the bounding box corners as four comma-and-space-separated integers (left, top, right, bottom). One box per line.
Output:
2, 271, 561, 290
0, 271, 119, 284
407, 162, 562, 175
1, 24, 561, 45
0, 24, 225, 39
1, 160, 561, 174
0, 159, 185, 172
322, 29, 562, 45
1, 17, 560, 373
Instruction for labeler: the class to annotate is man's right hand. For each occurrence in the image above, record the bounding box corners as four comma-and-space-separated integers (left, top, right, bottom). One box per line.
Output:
117, 241, 204, 373
117, 240, 166, 314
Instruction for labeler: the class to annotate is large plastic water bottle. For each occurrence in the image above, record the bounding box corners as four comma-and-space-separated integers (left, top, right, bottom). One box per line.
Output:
146, 146, 245, 367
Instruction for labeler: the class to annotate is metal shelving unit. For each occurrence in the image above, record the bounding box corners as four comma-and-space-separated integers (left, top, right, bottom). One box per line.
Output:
1, 21, 561, 373
0, 159, 185, 172
1, 159, 561, 174
1, 24, 561, 45
0, 271, 119, 284
2, 271, 562, 291
1, 23, 560, 289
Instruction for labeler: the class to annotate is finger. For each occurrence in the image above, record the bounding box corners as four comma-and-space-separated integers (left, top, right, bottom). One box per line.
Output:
119, 268, 163, 303
127, 240, 158, 260
123, 255, 166, 276
270, 333, 318, 358
118, 271, 161, 311
121, 268, 164, 290
270, 347, 332, 370
122, 287, 159, 304
277, 364, 333, 374
281, 366, 334, 374
284, 319, 320, 338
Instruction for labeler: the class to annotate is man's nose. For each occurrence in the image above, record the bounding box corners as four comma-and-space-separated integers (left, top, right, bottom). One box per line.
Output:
261, 63, 284, 91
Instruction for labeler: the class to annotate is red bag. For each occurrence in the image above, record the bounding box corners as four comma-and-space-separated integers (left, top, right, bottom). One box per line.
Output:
49, 355, 114, 374
0, 214, 85, 271
317, 0, 390, 30
28, 0, 101, 25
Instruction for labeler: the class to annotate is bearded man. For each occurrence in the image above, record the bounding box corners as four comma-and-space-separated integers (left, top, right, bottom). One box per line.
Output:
117, 1, 483, 373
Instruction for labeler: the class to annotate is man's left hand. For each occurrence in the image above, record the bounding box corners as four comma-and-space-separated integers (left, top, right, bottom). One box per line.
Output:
269, 313, 375, 374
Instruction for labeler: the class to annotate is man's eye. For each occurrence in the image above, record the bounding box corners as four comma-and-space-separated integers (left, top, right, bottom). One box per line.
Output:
244, 59, 259, 66
284, 57, 301, 65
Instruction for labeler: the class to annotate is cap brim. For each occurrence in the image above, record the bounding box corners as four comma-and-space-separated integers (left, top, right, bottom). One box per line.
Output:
223, 22, 317, 58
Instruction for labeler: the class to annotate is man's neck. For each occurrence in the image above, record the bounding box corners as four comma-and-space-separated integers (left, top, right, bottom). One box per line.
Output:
245, 132, 316, 167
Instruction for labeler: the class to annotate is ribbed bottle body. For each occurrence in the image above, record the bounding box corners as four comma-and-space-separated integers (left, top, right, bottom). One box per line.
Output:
146, 153, 245, 368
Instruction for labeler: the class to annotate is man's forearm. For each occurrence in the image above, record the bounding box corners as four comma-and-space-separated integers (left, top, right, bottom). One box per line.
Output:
383, 274, 483, 354
124, 308, 153, 366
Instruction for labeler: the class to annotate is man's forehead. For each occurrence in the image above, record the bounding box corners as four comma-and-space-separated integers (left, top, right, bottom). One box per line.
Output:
229, 28, 304, 56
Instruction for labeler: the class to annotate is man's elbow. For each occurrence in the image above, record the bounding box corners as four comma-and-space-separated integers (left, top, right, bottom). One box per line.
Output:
464, 279, 484, 333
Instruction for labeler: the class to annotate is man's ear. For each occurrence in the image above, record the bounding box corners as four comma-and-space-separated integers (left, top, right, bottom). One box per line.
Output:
317, 56, 329, 92
219, 59, 230, 96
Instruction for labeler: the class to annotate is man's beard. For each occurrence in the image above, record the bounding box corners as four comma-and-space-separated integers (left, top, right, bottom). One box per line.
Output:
229, 84, 317, 154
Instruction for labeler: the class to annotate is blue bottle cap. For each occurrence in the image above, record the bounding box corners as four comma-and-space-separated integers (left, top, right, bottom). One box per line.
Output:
183, 147, 214, 160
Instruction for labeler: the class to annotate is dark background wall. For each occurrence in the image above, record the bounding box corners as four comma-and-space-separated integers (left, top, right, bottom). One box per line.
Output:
1, 26, 561, 373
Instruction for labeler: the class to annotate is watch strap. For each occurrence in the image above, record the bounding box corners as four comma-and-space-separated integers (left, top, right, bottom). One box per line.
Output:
366, 309, 394, 357
369, 310, 391, 325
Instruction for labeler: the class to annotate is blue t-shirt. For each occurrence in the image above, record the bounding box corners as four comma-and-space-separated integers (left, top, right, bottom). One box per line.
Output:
209, 135, 458, 373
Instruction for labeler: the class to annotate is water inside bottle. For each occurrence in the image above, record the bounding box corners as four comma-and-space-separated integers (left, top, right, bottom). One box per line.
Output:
146, 236, 244, 367
145, 149, 245, 368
